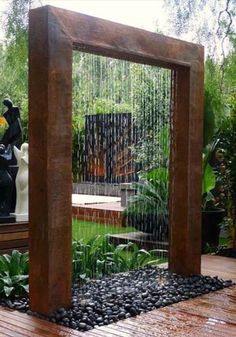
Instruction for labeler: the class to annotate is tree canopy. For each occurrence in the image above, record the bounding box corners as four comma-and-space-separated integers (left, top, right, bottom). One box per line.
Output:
165, 0, 236, 60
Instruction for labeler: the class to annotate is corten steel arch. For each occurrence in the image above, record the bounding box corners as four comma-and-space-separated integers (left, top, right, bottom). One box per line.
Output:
29, 6, 204, 315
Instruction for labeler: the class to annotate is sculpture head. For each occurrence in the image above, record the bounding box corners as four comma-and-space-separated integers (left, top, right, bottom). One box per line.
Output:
3, 98, 13, 109
1, 98, 21, 139
21, 143, 29, 159
14, 143, 29, 166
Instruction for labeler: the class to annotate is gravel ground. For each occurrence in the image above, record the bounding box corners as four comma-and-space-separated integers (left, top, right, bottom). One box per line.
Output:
0, 266, 234, 332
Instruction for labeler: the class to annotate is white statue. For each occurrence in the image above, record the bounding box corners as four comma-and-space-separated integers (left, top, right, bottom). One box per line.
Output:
13, 143, 29, 222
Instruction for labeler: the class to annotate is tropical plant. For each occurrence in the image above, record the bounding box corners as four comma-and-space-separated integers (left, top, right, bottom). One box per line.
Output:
124, 167, 169, 240
125, 167, 168, 216
202, 138, 230, 212
202, 139, 218, 210
0, 250, 29, 298
217, 112, 236, 249
72, 236, 159, 280
201, 61, 229, 212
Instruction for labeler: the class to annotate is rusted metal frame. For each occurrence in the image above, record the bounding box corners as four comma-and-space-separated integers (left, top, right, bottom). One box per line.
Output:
52, 6, 199, 68
29, 5, 204, 315
168, 64, 204, 275
29, 7, 72, 315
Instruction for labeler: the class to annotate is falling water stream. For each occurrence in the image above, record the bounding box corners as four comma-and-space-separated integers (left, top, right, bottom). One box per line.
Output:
72, 51, 172, 281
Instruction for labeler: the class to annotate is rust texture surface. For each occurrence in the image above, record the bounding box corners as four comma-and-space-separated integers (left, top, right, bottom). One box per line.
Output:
29, 7, 72, 314
29, 5, 204, 314
0, 255, 235, 336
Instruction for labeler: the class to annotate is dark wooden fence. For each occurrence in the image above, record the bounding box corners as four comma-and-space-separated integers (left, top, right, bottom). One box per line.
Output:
85, 113, 137, 183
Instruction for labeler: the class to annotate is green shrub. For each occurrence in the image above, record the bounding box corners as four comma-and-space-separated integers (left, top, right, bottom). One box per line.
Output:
125, 167, 168, 220
0, 239, 160, 298
0, 250, 29, 298
72, 235, 159, 280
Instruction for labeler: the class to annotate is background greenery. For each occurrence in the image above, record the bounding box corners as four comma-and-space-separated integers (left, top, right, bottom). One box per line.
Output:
0, 0, 236, 249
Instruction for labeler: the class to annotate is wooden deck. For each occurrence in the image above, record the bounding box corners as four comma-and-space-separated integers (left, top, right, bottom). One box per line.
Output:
0, 255, 236, 336
201, 254, 236, 282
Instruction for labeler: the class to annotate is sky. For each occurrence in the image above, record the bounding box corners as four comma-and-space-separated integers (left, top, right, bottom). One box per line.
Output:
0, 0, 230, 59
0, 0, 172, 41
38, 0, 169, 32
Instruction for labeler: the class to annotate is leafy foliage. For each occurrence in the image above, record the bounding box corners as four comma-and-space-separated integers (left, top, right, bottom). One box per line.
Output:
0, 0, 29, 142
204, 58, 230, 143
131, 65, 171, 171
72, 236, 160, 280
202, 41, 236, 246
202, 140, 218, 199
165, 0, 236, 58
72, 52, 132, 117
123, 167, 169, 240
202, 138, 229, 211
125, 167, 168, 221
0, 250, 29, 298
218, 113, 236, 247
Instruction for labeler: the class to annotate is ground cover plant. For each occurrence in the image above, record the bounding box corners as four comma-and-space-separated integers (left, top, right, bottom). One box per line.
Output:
0, 250, 29, 298
72, 236, 162, 280
72, 219, 167, 280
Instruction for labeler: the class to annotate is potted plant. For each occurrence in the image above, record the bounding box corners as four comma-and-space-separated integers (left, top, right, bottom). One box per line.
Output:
124, 167, 168, 241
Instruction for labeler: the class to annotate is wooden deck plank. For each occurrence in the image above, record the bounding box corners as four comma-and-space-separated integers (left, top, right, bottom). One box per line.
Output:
0, 317, 47, 337
0, 308, 86, 337
100, 293, 236, 337
148, 306, 236, 336
99, 320, 164, 336
0, 255, 236, 336
0, 315, 71, 337
201, 255, 236, 282
0, 323, 27, 337
0, 310, 98, 337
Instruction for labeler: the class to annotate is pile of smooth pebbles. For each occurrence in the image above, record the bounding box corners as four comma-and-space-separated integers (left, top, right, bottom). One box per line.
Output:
0, 266, 233, 332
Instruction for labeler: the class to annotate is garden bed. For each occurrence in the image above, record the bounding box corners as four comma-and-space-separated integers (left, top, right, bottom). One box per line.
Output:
0, 266, 233, 332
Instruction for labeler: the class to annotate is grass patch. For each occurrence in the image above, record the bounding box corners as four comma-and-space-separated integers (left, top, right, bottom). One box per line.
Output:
72, 218, 136, 242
